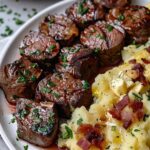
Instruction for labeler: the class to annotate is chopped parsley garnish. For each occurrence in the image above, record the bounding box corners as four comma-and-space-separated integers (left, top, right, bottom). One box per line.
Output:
82, 80, 90, 90
111, 126, 116, 131
24, 70, 30, 76
118, 14, 125, 21
32, 108, 40, 119
7, 9, 12, 14
106, 145, 111, 149
77, 118, 83, 125
14, 18, 24, 25
46, 45, 56, 53
30, 63, 38, 68
146, 93, 150, 101
24, 145, 28, 150
17, 76, 27, 83
0, 18, 4, 25
134, 129, 140, 132
96, 34, 105, 40
52, 92, 60, 98
132, 93, 143, 101
61, 126, 73, 139
106, 24, 114, 32
78, 1, 89, 16
47, 81, 56, 87
19, 49, 25, 55
9, 117, 16, 124
30, 50, 41, 55
41, 87, 51, 93
19, 109, 29, 119
143, 114, 149, 121
1, 26, 13, 37
30, 75, 37, 82
60, 54, 68, 63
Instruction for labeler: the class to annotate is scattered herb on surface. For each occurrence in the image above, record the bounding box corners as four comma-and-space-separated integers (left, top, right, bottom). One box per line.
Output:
24, 145, 28, 150
82, 80, 90, 90
132, 93, 143, 101
61, 126, 73, 139
77, 118, 83, 125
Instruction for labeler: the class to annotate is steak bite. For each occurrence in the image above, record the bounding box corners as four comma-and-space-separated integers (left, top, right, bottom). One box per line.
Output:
35, 73, 92, 118
56, 44, 99, 82
94, 0, 131, 9
80, 21, 125, 66
106, 5, 150, 44
15, 98, 58, 147
0, 58, 42, 105
19, 31, 60, 62
66, 0, 105, 28
39, 14, 79, 46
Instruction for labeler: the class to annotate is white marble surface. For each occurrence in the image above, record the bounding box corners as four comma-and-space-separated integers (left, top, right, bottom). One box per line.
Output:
0, 0, 60, 149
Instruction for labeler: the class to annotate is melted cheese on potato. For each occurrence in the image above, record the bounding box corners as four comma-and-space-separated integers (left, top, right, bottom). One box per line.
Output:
58, 41, 150, 149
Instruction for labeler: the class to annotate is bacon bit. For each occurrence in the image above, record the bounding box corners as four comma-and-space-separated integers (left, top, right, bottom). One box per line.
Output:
77, 124, 104, 149
136, 109, 144, 120
109, 95, 144, 129
132, 63, 148, 85
130, 101, 143, 112
109, 95, 129, 120
77, 138, 91, 150
141, 58, 150, 64
129, 59, 136, 64
121, 109, 133, 129
146, 46, 150, 53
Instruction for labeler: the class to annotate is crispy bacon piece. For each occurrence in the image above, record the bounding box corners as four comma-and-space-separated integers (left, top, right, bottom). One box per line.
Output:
132, 63, 148, 86
109, 95, 144, 129
77, 124, 104, 149
109, 95, 129, 120
146, 46, 150, 53
141, 58, 150, 64
129, 59, 136, 64
77, 138, 91, 150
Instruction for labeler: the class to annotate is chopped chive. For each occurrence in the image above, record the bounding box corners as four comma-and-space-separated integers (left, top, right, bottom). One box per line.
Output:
106, 24, 114, 32
132, 93, 142, 101
82, 80, 90, 90
30, 75, 37, 82
77, 118, 83, 125
118, 14, 125, 21
24, 145, 28, 150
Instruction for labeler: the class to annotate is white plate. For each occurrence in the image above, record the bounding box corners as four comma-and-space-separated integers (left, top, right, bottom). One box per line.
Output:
0, 0, 149, 150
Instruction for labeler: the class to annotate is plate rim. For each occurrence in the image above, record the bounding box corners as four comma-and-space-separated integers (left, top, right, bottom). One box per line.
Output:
0, 0, 74, 150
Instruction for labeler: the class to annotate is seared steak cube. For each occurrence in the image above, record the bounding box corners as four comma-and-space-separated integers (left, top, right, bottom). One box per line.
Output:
80, 21, 125, 66
0, 58, 42, 105
56, 44, 99, 82
106, 5, 150, 44
15, 98, 58, 147
35, 73, 92, 118
19, 31, 60, 62
66, 0, 105, 28
39, 14, 79, 46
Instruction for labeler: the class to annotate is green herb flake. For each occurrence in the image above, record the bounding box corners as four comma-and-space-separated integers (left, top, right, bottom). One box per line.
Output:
14, 18, 24, 25
7, 9, 12, 14
24, 70, 30, 76
132, 93, 143, 101
23, 8, 27, 11
19, 49, 25, 55
61, 126, 73, 139
30, 63, 38, 68
77, 118, 83, 125
41, 87, 51, 93
30, 75, 37, 82
0, 18, 4, 25
17, 76, 27, 83
19, 109, 29, 119
82, 80, 90, 90
47, 81, 56, 87
1, 26, 13, 37
111, 126, 116, 131
60, 54, 68, 63
52, 92, 60, 98
143, 114, 149, 121
9, 117, 16, 124
24, 145, 28, 150
105, 145, 110, 149
134, 129, 140, 132
46, 45, 56, 53
78, 1, 89, 16
118, 14, 125, 21
96, 34, 105, 40
30, 50, 41, 55
106, 24, 114, 32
